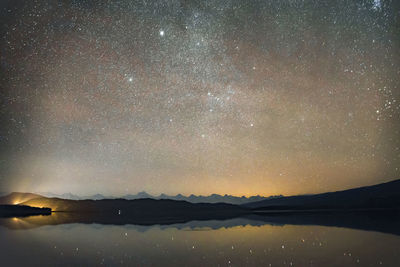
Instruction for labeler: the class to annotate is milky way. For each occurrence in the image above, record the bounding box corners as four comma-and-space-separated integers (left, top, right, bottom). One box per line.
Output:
0, 0, 399, 196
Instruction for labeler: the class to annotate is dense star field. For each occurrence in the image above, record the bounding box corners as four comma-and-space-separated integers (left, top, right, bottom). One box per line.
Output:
0, 0, 399, 196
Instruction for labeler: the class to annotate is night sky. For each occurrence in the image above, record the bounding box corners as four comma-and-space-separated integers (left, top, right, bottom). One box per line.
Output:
0, 0, 399, 197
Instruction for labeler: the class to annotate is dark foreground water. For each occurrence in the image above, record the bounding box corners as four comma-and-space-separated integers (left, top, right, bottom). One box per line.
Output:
1, 215, 400, 266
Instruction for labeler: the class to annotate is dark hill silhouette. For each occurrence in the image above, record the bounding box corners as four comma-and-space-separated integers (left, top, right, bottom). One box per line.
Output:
18, 197, 246, 215
0, 205, 51, 217
244, 179, 400, 210
0, 194, 248, 221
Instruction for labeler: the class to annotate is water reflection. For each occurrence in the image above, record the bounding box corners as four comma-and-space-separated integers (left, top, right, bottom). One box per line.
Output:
1, 210, 400, 236
1, 217, 400, 266
0, 213, 400, 266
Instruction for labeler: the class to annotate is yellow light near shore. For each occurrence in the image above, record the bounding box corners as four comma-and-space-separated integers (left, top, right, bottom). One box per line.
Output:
16, 199, 51, 210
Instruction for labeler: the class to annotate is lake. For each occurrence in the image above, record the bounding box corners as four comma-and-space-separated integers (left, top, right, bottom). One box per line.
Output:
1, 215, 400, 266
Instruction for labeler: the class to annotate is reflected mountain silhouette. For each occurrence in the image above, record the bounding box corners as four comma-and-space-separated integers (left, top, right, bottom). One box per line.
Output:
249, 210, 400, 236
1, 209, 399, 236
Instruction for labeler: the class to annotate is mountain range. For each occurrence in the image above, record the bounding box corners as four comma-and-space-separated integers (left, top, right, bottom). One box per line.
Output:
30, 191, 281, 204
1, 179, 400, 235
1, 179, 399, 214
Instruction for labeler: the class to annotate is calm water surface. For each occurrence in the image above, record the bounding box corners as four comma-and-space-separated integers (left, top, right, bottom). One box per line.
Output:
1, 217, 400, 266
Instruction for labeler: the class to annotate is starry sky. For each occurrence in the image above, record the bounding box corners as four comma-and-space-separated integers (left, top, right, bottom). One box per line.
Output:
0, 0, 399, 197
